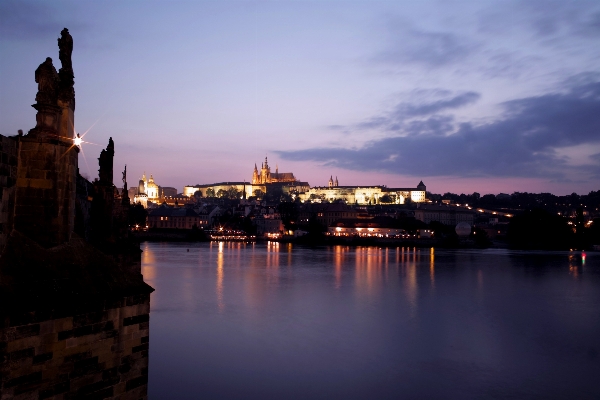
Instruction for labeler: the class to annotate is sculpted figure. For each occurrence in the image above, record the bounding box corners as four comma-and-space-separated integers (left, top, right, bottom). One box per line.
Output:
34, 57, 58, 104
98, 137, 115, 184
57, 28, 73, 71
57, 28, 75, 106
123, 165, 127, 185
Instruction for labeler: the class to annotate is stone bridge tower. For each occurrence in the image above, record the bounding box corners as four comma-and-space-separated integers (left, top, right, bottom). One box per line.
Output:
13, 28, 78, 248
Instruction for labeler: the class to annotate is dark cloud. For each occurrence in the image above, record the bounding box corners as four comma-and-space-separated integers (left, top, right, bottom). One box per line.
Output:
0, 1, 62, 40
0, 0, 88, 41
397, 91, 480, 118
350, 90, 479, 134
279, 79, 600, 180
374, 29, 478, 68
582, 11, 600, 36
518, 0, 600, 39
479, 52, 543, 79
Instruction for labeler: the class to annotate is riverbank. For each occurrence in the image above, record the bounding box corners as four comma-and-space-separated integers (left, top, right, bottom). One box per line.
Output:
132, 230, 509, 249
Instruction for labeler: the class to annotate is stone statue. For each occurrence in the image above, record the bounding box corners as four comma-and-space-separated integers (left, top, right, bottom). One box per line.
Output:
98, 137, 115, 184
57, 28, 73, 71
57, 28, 75, 107
122, 165, 127, 185
34, 57, 58, 104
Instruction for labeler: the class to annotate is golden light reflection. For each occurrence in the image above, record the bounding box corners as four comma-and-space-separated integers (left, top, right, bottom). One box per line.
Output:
429, 247, 435, 287
334, 245, 344, 289
384, 247, 388, 265
404, 259, 418, 316
355, 247, 385, 297
266, 241, 280, 285
140, 243, 156, 281
568, 254, 582, 278
217, 241, 224, 312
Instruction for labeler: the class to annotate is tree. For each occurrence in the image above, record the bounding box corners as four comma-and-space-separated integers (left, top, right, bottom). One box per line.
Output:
225, 186, 241, 199
507, 208, 574, 250
471, 226, 491, 248
253, 189, 265, 198
264, 186, 284, 203
206, 188, 215, 197
380, 194, 392, 204
129, 203, 147, 227
278, 202, 299, 231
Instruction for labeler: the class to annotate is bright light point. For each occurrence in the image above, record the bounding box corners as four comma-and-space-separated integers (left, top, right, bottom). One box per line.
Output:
74, 135, 82, 146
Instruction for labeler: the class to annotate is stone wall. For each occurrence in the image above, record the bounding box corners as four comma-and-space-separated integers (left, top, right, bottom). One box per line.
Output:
75, 173, 94, 242
0, 134, 18, 253
14, 137, 78, 248
0, 294, 150, 399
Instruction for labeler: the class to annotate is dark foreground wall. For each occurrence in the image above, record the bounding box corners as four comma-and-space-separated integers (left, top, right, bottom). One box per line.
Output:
0, 134, 18, 253
0, 293, 150, 399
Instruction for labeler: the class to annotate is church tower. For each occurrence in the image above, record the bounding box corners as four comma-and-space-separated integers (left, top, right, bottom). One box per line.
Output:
261, 156, 271, 184
334, 176, 339, 187
252, 164, 259, 185
328, 175, 334, 188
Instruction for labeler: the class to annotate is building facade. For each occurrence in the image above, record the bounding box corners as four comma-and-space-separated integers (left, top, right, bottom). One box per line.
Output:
252, 156, 297, 185
299, 181, 427, 205
148, 206, 206, 229
414, 205, 475, 226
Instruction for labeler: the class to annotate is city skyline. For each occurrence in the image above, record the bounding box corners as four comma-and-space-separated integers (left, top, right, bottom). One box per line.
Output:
1, 0, 600, 195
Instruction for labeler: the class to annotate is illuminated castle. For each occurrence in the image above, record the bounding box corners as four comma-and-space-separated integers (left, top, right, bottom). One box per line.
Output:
252, 156, 297, 185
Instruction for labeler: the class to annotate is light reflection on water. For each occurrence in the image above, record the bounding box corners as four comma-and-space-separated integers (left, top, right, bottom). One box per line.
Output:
144, 243, 600, 399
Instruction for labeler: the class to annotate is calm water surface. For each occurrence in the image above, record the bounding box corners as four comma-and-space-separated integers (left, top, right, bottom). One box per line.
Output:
142, 242, 600, 399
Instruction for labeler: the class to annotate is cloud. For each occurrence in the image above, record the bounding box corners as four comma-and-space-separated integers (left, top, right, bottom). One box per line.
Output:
279, 78, 600, 180
0, 0, 88, 42
349, 90, 480, 134
374, 28, 478, 68
525, 1, 600, 39
0, 1, 62, 40
396, 91, 480, 118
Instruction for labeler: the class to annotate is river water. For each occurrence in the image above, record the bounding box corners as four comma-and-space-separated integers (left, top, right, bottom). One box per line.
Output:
142, 242, 600, 399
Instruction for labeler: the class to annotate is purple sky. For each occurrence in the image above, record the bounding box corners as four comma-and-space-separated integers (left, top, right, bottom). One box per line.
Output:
1, 0, 600, 195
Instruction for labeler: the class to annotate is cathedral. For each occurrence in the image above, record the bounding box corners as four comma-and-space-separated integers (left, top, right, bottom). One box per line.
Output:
138, 173, 158, 199
252, 157, 297, 185
133, 173, 159, 207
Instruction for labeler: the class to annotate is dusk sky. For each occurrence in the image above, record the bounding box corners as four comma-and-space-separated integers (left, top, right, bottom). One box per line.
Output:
1, 0, 600, 195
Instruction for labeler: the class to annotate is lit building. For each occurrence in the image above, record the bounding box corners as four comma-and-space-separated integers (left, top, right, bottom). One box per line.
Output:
133, 172, 159, 207
299, 180, 427, 205
252, 156, 297, 185
183, 158, 309, 199
183, 182, 252, 199
414, 204, 475, 226
254, 214, 284, 237
148, 206, 205, 229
